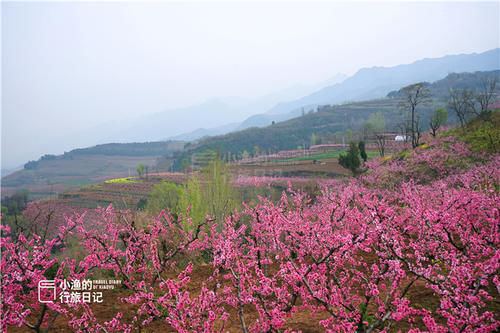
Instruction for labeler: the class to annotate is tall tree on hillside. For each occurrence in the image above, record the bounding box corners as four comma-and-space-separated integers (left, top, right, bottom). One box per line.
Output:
253, 146, 260, 157
363, 122, 374, 140
201, 157, 237, 229
181, 174, 206, 230
311, 133, 322, 145
181, 158, 190, 172
374, 133, 387, 157
345, 129, 353, 143
398, 83, 432, 148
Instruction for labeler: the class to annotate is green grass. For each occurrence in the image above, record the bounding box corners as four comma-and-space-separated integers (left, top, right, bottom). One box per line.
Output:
274, 150, 379, 162
445, 110, 499, 153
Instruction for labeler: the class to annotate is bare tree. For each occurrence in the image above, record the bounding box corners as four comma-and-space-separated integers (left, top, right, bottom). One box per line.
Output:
398, 83, 432, 148
475, 76, 498, 114
374, 133, 387, 157
429, 118, 439, 137
397, 119, 412, 145
366, 112, 387, 156
429, 108, 448, 137
414, 114, 424, 147
448, 88, 475, 128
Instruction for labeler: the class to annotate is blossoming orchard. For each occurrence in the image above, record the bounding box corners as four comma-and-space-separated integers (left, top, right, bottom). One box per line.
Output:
1, 132, 499, 332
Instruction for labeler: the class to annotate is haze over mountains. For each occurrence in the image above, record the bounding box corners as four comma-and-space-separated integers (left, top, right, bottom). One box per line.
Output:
83, 73, 349, 143
48, 48, 500, 151
4, 0, 500, 176
2, 48, 499, 177
0, 73, 346, 174
169, 48, 500, 141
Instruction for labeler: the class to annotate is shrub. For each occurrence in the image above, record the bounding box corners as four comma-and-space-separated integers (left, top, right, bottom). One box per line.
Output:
338, 141, 361, 174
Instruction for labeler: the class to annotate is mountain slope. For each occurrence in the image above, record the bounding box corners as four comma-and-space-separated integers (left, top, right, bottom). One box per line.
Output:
99, 75, 348, 144
4, 70, 498, 192
234, 49, 500, 130
172, 70, 500, 170
287, 48, 500, 107
1, 141, 185, 196
164, 73, 348, 140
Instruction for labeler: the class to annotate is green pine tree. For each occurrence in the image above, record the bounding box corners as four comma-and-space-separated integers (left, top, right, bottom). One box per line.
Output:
358, 141, 367, 162
338, 141, 361, 174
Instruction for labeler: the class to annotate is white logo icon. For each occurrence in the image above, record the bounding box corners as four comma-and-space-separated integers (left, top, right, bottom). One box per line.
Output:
38, 280, 56, 303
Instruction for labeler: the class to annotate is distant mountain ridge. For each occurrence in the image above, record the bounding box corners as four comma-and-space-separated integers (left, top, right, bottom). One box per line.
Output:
169, 122, 240, 141
95, 74, 348, 144
4, 49, 499, 176
229, 49, 500, 131
93, 49, 499, 144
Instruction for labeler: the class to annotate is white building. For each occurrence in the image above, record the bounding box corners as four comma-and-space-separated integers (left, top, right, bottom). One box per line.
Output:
395, 135, 410, 142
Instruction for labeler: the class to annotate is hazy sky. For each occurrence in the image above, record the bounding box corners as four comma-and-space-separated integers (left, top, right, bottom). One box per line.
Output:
2, 1, 499, 169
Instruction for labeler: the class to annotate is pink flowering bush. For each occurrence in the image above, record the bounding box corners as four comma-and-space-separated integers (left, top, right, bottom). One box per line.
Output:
68, 206, 229, 332
203, 183, 499, 332
1, 206, 230, 332
0, 213, 90, 332
360, 135, 490, 189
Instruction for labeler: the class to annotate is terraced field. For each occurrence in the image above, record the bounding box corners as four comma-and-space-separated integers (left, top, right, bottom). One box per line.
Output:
57, 173, 187, 209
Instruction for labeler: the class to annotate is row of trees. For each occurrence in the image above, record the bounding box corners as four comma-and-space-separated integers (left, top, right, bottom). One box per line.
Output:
449, 76, 498, 127
398, 76, 497, 148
